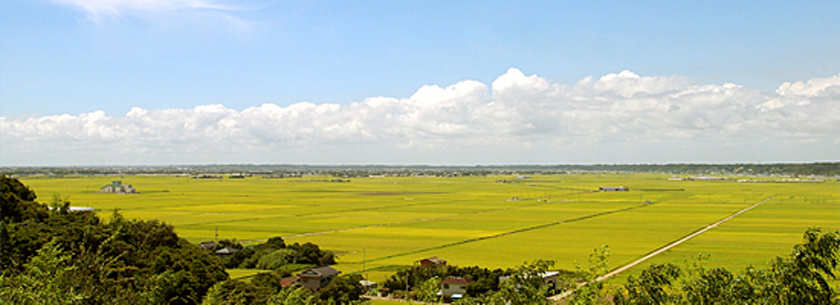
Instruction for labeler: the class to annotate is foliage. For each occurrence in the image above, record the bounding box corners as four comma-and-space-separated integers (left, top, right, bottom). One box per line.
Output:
212, 237, 333, 270
257, 248, 299, 270
614, 263, 681, 304
288, 242, 336, 266
267, 287, 317, 305
568, 246, 610, 305
413, 276, 442, 303
316, 273, 367, 304
494, 259, 555, 305
202, 279, 262, 305
614, 228, 840, 305
382, 264, 512, 298
0, 176, 228, 305
0, 239, 84, 305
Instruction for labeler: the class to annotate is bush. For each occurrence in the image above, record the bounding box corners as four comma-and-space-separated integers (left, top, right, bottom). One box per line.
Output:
257, 249, 297, 270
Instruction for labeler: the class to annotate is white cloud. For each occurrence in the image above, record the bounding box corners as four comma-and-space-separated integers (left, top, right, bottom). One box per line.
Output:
2, 70, 838, 165
776, 73, 840, 97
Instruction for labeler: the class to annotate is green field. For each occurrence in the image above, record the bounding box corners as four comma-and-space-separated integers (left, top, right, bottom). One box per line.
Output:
19, 173, 839, 284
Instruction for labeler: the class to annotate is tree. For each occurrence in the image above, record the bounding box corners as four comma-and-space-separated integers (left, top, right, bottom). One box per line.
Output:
201, 279, 261, 305
316, 273, 367, 304
568, 245, 610, 305
257, 248, 298, 270
413, 276, 442, 303
288, 242, 336, 266
0, 239, 85, 305
614, 228, 840, 305
268, 287, 317, 305
495, 259, 555, 305
613, 263, 680, 305
763, 228, 840, 304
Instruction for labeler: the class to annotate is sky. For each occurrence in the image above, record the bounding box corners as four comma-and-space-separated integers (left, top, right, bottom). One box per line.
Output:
1, 1, 838, 166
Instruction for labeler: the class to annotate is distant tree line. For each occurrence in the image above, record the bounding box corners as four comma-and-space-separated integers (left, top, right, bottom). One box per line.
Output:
3, 162, 838, 177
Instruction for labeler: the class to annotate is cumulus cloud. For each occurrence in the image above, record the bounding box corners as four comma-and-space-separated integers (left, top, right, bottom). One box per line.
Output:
2, 69, 838, 165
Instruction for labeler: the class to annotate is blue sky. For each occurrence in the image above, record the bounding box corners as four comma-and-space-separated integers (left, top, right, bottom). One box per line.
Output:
1, 1, 838, 165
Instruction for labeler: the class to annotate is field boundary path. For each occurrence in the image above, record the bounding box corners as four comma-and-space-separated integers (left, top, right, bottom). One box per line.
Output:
549, 195, 776, 302
241, 191, 593, 243
359, 202, 657, 265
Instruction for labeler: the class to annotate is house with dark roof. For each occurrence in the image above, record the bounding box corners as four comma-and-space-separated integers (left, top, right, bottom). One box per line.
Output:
297, 266, 341, 292
440, 277, 473, 298
198, 241, 217, 251
417, 256, 447, 267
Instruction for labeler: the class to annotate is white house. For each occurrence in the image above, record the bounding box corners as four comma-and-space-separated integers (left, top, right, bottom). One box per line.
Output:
440, 277, 473, 298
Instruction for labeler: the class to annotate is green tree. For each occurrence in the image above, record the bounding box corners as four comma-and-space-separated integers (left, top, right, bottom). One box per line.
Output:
413, 276, 442, 303
0, 239, 85, 305
316, 273, 367, 304
762, 228, 840, 304
495, 259, 555, 305
568, 245, 610, 305
201, 279, 261, 305
613, 263, 680, 305
268, 287, 317, 305
257, 248, 298, 270
614, 228, 840, 305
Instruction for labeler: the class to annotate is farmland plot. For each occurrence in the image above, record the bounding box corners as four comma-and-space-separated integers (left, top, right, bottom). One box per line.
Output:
20, 174, 838, 282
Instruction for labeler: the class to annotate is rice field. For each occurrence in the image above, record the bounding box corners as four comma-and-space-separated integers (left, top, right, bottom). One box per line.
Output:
19, 173, 839, 283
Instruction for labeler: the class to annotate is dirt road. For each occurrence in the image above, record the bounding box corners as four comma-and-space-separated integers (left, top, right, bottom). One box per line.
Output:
550, 195, 775, 301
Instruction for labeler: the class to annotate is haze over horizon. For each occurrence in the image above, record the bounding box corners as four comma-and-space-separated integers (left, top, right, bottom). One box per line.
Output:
2, 1, 838, 166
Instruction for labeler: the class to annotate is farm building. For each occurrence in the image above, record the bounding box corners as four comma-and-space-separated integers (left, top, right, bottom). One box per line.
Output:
48, 206, 94, 212
198, 241, 217, 251
280, 276, 300, 288
440, 277, 473, 298
214, 247, 238, 257
599, 186, 629, 192
540, 271, 560, 293
417, 256, 447, 267
99, 181, 136, 194
688, 176, 727, 181
297, 266, 341, 292
359, 280, 377, 291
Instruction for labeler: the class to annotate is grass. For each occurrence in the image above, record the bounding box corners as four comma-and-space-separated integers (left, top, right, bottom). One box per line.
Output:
19, 173, 839, 284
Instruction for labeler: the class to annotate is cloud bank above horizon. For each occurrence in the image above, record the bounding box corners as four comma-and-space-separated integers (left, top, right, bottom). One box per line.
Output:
2, 69, 838, 166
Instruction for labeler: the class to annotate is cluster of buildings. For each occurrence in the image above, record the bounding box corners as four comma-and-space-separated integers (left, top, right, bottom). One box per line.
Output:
197, 241, 342, 293
413, 256, 560, 300
98, 180, 136, 194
